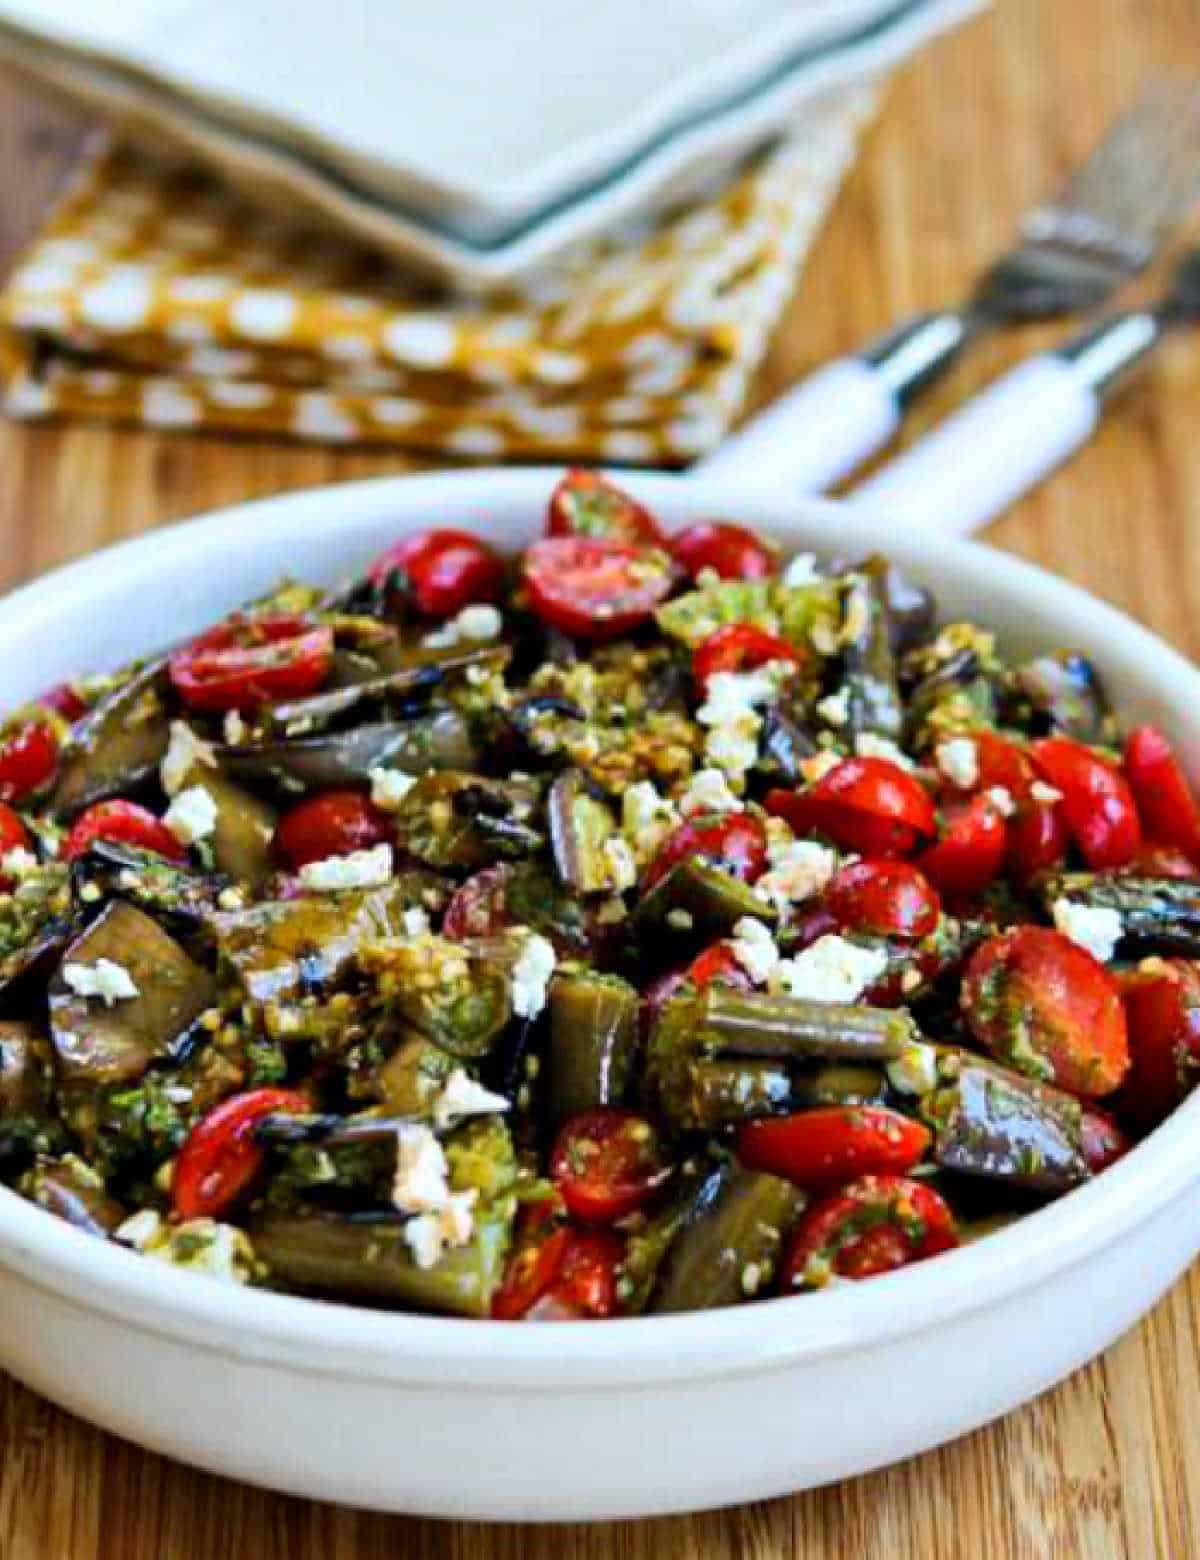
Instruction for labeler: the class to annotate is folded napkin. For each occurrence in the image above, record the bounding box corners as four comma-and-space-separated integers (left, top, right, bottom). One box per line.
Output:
0, 90, 874, 464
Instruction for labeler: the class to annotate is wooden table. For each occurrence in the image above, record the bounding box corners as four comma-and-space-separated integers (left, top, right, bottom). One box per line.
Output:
1, 1, 1200, 1553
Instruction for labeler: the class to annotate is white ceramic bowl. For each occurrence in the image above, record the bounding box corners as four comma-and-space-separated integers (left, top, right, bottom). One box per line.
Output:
1, 465, 1198, 1521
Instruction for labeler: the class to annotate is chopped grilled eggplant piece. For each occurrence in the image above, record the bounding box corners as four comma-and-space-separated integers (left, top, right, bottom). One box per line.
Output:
546, 970, 639, 1128
49, 902, 217, 1088
648, 1163, 805, 1314
21, 1153, 126, 1236
360, 935, 513, 1058
840, 562, 903, 740
872, 560, 935, 653
757, 707, 819, 784
213, 877, 441, 1003
217, 712, 480, 794
634, 859, 775, 945
70, 840, 227, 944
392, 773, 543, 870
52, 657, 171, 817
373, 1034, 458, 1116
250, 1201, 514, 1317
0, 1021, 62, 1163
0, 863, 75, 995
180, 768, 277, 891
618, 1164, 711, 1313
903, 645, 999, 749
1037, 872, 1200, 955
548, 770, 620, 895
1015, 651, 1110, 742
923, 1055, 1087, 1195
265, 646, 507, 734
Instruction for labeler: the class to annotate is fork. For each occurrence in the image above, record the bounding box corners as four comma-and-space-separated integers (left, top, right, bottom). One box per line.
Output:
700, 80, 1200, 495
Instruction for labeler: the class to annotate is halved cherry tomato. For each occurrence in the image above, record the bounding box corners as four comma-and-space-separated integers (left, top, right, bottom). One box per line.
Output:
546, 1228, 625, 1318
672, 521, 776, 581
692, 624, 801, 689
961, 925, 1128, 1097
272, 789, 391, 871
687, 941, 754, 991
1129, 841, 1200, 879
972, 732, 1067, 883
172, 1087, 309, 1220
491, 1197, 570, 1320
169, 614, 333, 712
546, 469, 665, 546
0, 803, 32, 887
442, 863, 516, 940
550, 1108, 672, 1225
522, 537, 674, 641
916, 794, 1007, 899
738, 1107, 931, 1188
1030, 737, 1141, 871
367, 528, 505, 619
1080, 1105, 1131, 1173
643, 811, 767, 890
62, 799, 188, 863
0, 720, 58, 802
766, 757, 936, 859
781, 1174, 958, 1289
826, 860, 940, 939
38, 682, 88, 722
1124, 725, 1200, 866
1119, 958, 1200, 1132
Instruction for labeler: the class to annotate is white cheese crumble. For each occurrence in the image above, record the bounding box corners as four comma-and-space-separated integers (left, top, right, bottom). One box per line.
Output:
297, 843, 393, 892
369, 767, 417, 812
160, 720, 216, 797
781, 552, 820, 586
935, 737, 979, 789
404, 1191, 479, 1270
622, 781, 680, 863
1031, 780, 1063, 805
602, 836, 638, 893
755, 839, 837, 911
695, 667, 781, 779
677, 767, 742, 818
115, 1210, 255, 1284
986, 785, 1016, 818
730, 918, 781, 985
854, 733, 915, 770
223, 709, 246, 745
816, 687, 850, 728
886, 1040, 940, 1097
402, 906, 431, 937
774, 935, 887, 1004
391, 1122, 479, 1270
433, 1068, 510, 1131
420, 603, 503, 649
0, 847, 37, 879
62, 958, 139, 1006
163, 784, 217, 846
511, 932, 557, 1019
1052, 898, 1123, 964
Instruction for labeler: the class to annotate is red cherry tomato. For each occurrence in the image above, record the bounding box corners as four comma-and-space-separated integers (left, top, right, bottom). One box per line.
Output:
550, 1108, 672, 1225
62, 799, 188, 863
767, 758, 936, 859
522, 537, 674, 641
367, 529, 505, 619
546, 468, 665, 546
643, 811, 767, 891
1129, 841, 1200, 879
826, 860, 940, 939
442, 863, 516, 940
491, 1198, 571, 1320
0, 803, 32, 888
546, 1228, 625, 1319
782, 1174, 958, 1289
971, 732, 1067, 883
1119, 958, 1200, 1132
737, 1107, 931, 1188
273, 790, 391, 871
1079, 1105, 1131, 1173
169, 614, 333, 713
38, 682, 88, 722
1030, 738, 1141, 871
687, 941, 754, 991
961, 926, 1128, 1097
692, 624, 802, 689
172, 1087, 309, 1220
672, 521, 776, 581
916, 794, 1007, 899
0, 720, 58, 803
1123, 725, 1200, 867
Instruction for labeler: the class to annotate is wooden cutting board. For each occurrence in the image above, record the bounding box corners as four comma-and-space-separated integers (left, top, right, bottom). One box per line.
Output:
0, 0, 1199, 1553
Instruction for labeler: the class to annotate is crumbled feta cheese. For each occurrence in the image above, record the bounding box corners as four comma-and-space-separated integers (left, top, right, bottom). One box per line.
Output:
936, 737, 979, 789
816, 687, 850, 727
403, 1190, 480, 1270
298, 843, 393, 892
402, 906, 431, 937
705, 723, 760, 778
781, 552, 820, 587
677, 767, 741, 817
740, 1261, 763, 1296
421, 622, 459, 650
0, 847, 37, 878
854, 733, 916, 770
62, 958, 139, 1006
774, 935, 887, 1003
603, 836, 638, 893
730, 918, 781, 984
1031, 780, 1063, 805
163, 784, 217, 846
511, 932, 557, 1019
622, 781, 680, 863
666, 908, 694, 930
986, 785, 1016, 818
392, 1123, 451, 1214
755, 839, 837, 910
433, 1068, 510, 1131
115, 1208, 163, 1249
217, 886, 246, 911
223, 709, 246, 745
1052, 898, 1123, 964
887, 1041, 940, 1096
800, 750, 843, 784
116, 1210, 255, 1284
369, 767, 417, 811
696, 668, 780, 778
160, 720, 216, 796
455, 604, 503, 642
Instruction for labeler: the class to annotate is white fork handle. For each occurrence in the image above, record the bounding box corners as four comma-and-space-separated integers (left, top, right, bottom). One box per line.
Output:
844, 355, 1100, 535
697, 357, 902, 495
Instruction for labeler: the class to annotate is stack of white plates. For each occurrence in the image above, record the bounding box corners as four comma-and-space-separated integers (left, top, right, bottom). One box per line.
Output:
0, 0, 983, 287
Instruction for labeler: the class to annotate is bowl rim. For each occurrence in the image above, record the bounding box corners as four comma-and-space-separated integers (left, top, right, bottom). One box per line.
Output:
2, 462, 1198, 1392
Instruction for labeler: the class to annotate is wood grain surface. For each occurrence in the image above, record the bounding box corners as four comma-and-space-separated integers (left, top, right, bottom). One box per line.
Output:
1, 1, 1199, 1554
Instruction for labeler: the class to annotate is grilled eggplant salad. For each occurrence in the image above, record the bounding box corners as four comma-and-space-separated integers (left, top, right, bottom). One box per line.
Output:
0, 469, 1197, 1321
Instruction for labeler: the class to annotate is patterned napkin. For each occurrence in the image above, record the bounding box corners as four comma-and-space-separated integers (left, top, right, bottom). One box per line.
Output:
0, 91, 874, 464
